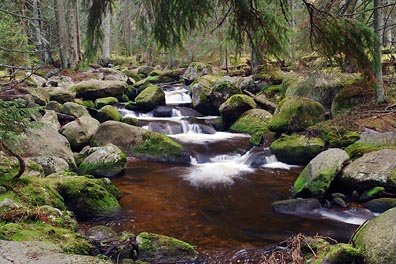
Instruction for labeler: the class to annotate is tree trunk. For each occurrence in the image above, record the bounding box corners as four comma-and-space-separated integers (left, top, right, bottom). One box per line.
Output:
68, 0, 80, 68
102, 9, 111, 65
32, 0, 45, 65
55, 0, 70, 69
382, 0, 393, 47
374, 0, 386, 104
290, 0, 296, 65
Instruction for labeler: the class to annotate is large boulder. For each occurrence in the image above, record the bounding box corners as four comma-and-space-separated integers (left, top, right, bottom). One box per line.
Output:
331, 86, 374, 117
62, 102, 90, 118
353, 208, 396, 264
292, 149, 350, 198
230, 109, 273, 145
57, 176, 121, 220
133, 84, 165, 111
41, 110, 61, 130
209, 76, 242, 111
97, 105, 122, 122
357, 128, 396, 146
60, 116, 100, 151
340, 149, 396, 192
95, 97, 119, 109
0, 240, 111, 264
21, 123, 76, 168
285, 72, 359, 109
219, 94, 256, 123
27, 156, 69, 176
270, 134, 325, 165
136, 232, 198, 263
16, 86, 49, 106
79, 144, 127, 177
99, 68, 128, 82
48, 87, 75, 104
268, 97, 326, 133
183, 62, 213, 84
69, 80, 127, 101
191, 75, 222, 115
90, 121, 190, 163
239, 75, 268, 94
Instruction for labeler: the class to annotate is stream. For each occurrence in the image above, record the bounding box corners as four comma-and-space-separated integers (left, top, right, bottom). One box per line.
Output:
82, 83, 371, 262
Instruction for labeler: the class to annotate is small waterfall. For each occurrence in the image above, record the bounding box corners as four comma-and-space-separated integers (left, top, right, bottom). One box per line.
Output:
171, 109, 182, 117
165, 88, 192, 105
180, 121, 203, 134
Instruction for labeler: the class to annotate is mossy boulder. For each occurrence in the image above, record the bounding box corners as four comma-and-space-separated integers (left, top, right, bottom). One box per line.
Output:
353, 208, 396, 264
60, 116, 100, 151
183, 62, 213, 84
69, 80, 127, 101
46, 101, 64, 113
219, 94, 257, 123
27, 156, 69, 176
16, 86, 49, 106
79, 144, 127, 177
230, 109, 273, 145
63, 102, 90, 118
146, 70, 176, 84
270, 134, 325, 165
91, 121, 190, 163
331, 85, 374, 117
97, 105, 122, 122
268, 97, 326, 133
134, 85, 165, 111
292, 148, 349, 198
136, 232, 198, 263
137, 66, 155, 77
191, 75, 222, 115
363, 198, 396, 213
209, 77, 242, 111
121, 116, 138, 126
95, 97, 119, 109
344, 142, 384, 160
308, 121, 360, 148
21, 123, 76, 168
285, 72, 359, 109
48, 87, 76, 104
122, 69, 141, 81
57, 176, 121, 220
340, 149, 396, 192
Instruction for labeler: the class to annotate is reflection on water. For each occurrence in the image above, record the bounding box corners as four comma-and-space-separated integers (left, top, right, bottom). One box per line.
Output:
82, 160, 358, 255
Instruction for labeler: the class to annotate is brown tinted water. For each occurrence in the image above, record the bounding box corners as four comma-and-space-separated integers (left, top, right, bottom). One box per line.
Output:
82, 159, 357, 256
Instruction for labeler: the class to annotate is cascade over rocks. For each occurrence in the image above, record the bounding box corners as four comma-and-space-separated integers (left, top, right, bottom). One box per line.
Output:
90, 121, 190, 163
268, 96, 326, 133
340, 149, 396, 192
292, 148, 350, 198
79, 143, 127, 177
353, 208, 396, 264
270, 134, 325, 165
60, 116, 100, 151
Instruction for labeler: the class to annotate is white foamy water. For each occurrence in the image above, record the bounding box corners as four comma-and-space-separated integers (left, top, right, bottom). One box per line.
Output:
165, 89, 192, 105
318, 208, 375, 225
184, 153, 255, 187
171, 132, 250, 143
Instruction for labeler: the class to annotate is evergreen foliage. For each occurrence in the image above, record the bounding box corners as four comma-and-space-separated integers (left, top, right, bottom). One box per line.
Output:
0, 99, 42, 178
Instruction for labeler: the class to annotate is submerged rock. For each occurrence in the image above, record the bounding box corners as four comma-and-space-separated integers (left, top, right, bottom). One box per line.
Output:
136, 232, 198, 263
268, 96, 326, 133
270, 134, 325, 165
79, 144, 127, 178
353, 208, 396, 264
340, 149, 396, 192
272, 198, 321, 215
292, 149, 349, 198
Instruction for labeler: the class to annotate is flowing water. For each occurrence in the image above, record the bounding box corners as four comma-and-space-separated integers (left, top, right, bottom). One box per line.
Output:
83, 83, 373, 262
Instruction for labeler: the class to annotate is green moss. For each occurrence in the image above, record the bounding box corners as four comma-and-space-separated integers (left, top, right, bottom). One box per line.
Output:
345, 142, 384, 160
270, 134, 325, 165
121, 116, 138, 126
79, 151, 127, 177
134, 132, 185, 159
134, 85, 165, 111
57, 176, 121, 220
0, 222, 92, 254
95, 97, 119, 109
98, 105, 122, 121
122, 69, 141, 81
293, 167, 337, 197
268, 97, 326, 133
309, 121, 360, 148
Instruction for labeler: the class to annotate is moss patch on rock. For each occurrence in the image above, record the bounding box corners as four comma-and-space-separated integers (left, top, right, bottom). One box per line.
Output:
270, 134, 325, 165
134, 85, 165, 111
219, 94, 256, 123
344, 142, 384, 160
95, 97, 119, 109
268, 97, 326, 133
308, 121, 360, 148
98, 105, 122, 122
